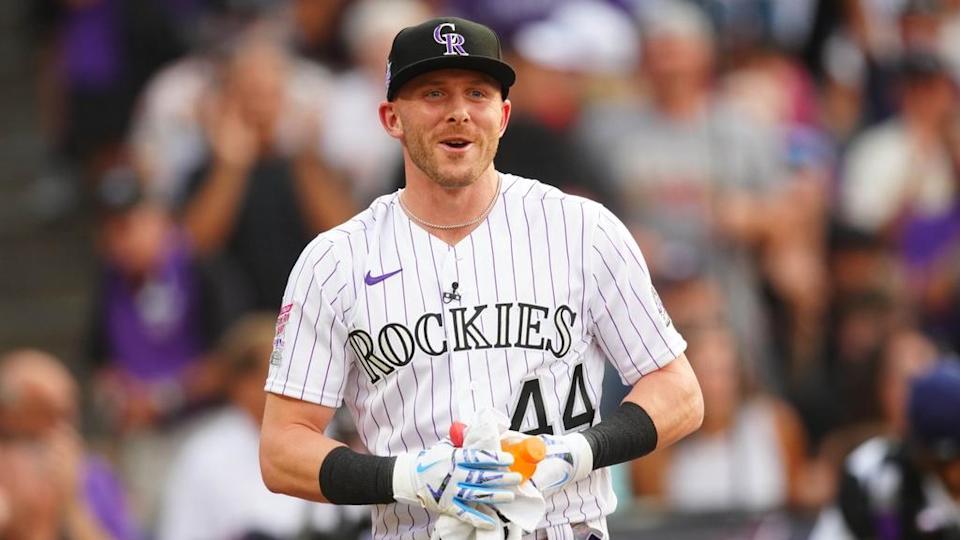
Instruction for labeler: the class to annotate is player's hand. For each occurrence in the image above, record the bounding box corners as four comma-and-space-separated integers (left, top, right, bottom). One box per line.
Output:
527, 433, 594, 494
393, 440, 522, 530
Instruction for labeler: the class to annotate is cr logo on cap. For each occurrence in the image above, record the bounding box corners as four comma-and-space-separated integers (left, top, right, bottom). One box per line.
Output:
433, 22, 468, 56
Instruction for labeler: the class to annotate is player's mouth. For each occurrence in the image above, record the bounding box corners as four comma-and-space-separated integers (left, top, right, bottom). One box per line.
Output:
438, 137, 473, 153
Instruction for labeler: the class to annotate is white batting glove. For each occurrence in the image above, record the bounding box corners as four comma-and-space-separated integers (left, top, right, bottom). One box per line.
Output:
528, 433, 594, 494
393, 439, 523, 530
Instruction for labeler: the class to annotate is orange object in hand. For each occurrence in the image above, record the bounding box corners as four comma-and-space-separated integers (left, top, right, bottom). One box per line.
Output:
448, 421, 546, 481
500, 437, 546, 482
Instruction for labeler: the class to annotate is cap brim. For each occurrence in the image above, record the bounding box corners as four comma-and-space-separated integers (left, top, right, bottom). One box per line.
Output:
387, 55, 516, 100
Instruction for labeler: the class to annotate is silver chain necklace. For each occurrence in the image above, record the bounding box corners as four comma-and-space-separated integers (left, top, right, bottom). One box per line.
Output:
398, 174, 502, 230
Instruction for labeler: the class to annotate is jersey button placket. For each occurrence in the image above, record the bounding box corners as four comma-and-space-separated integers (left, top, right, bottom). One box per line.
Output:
441, 247, 472, 421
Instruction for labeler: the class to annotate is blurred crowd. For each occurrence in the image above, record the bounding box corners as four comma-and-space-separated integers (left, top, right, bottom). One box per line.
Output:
3, 0, 960, 538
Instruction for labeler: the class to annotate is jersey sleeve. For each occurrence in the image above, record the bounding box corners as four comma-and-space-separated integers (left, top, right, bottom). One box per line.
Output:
265, 238, 352, 407
587, 206, 687, 385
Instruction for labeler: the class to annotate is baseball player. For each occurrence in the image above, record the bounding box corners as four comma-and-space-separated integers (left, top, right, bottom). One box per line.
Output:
259, 16, 704, 540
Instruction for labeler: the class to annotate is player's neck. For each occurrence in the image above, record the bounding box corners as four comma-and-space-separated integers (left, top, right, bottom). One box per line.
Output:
400, 166, 500, 245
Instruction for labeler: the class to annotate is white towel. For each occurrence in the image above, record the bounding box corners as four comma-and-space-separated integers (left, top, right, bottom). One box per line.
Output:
431, 409, 545, 540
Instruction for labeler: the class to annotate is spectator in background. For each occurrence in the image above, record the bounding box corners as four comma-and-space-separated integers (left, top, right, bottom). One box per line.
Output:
495, 0, 636, 205
631, 318, 829, 512
840, 50, 957, 239
722, 43, 833, 375
810, 359, 960, 540
787, 225, 911, 447
87, 164, 223, 528
180, 25, 355, 313
877, 330, 941, 436
128, 36, 225, 204
939, 0, 960, 79
130, 13, 333, 205
156, 314, 367, 540
319, 0, 431, 206
287, 0, 353, 70
89, 165, 221, 435
0, 349, 139, 540
826, 0, 955, 132
26, 0, 193, 183
803, 326, 942, 490
839, 50, 960, 347
579, 0, 789, 390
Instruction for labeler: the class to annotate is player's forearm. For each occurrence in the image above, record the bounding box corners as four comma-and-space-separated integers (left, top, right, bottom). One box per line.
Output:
559, 354, 701, 478
259, 394, 344, 502
622, 353, 703, 449
260, 421, 343, 502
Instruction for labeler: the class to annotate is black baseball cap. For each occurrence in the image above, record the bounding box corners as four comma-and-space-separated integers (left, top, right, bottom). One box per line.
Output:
386, 17, 516, 101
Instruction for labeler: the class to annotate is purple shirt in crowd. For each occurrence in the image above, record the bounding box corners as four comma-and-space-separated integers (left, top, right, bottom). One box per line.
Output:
102, 236, 203, 382
84, 455, 141, 540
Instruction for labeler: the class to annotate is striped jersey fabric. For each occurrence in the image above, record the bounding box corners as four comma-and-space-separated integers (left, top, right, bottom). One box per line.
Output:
265, 173, 687, 539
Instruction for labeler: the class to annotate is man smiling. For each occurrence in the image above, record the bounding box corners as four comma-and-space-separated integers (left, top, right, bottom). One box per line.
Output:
259, 16, 704, 540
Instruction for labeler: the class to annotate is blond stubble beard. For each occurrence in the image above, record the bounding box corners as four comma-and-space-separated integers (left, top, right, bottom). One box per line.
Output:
404, 130, 500, 188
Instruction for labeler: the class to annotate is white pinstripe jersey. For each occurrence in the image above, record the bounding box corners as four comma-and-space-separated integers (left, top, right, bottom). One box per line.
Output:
265, 173, 687, 540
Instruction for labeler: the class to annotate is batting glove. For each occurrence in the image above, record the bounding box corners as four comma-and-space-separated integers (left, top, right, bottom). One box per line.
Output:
528, 433, 594, 494
393, 439, 523, 530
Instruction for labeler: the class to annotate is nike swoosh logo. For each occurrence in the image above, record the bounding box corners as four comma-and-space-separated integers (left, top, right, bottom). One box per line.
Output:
364, 268, 402, 286
416, 459, 444, 474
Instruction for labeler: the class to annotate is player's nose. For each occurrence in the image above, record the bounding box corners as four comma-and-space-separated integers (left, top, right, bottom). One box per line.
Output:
444, 95, 471, 124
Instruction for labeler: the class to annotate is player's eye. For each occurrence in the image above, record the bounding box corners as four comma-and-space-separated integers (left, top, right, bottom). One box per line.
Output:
467, 89, 488, 99
425, 89, 444, 99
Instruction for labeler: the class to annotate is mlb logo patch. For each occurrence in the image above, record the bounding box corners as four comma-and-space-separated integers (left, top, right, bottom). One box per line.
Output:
271, 304, 294, 366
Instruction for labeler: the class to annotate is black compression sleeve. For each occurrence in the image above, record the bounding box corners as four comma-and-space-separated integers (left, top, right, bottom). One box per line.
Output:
581, 401, 658, 470
318, 446, 396, 504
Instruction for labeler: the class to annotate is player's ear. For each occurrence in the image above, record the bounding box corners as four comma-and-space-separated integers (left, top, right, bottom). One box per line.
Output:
498, 99, 512, 137
379, 101, 404, 139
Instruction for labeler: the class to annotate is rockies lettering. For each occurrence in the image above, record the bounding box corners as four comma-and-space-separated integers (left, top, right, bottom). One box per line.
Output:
349, 303, 578, 384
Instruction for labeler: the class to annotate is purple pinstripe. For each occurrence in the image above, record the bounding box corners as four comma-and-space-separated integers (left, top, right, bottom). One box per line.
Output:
592, 248, 662, 369
374, 205, 415, 536
596, 219, 677, 358
406, 218, 441, 441
358, 223, 387, 455
503, 181, 531, 375
392, 203, 428, 450
468, 235, 497, 411
316, 281, 348, 400
280, 243, 333, 393
425, 233, 455, 433
299, 262, 340, 399
378, 224, 409, 456
537, 195, 577, 521
343, 231, 376, 452
555, 196, 579, 522
591, 274, 646, 376
485, 212, 514, 411
587, 309, 618, 374
451, 248, 479, 413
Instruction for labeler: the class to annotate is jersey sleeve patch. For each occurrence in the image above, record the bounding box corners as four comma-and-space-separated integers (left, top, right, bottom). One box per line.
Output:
270, 303, 294, 366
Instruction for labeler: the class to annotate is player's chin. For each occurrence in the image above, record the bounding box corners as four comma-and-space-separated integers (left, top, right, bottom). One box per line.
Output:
434, 170, 479, 188
433, 162, 483, 188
